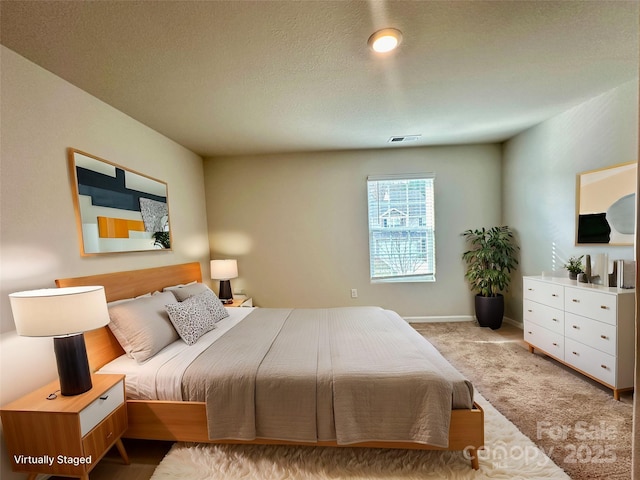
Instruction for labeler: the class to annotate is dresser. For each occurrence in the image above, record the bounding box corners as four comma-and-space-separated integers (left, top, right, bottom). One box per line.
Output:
523, 276, 635, 400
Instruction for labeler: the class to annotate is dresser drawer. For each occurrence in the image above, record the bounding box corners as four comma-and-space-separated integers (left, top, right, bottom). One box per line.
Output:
523, 299, 564, 334
565, 312, 617, 356
523, 278, 564, 309
79, 379, 124, 436
565, 338, 615, 386
564, 287, 617, 325
524, 321, 564, 360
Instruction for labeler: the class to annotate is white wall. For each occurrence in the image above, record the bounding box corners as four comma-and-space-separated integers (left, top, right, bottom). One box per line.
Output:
502, 80, 639, 323
204, 145, 502, 318
0, 46, 209, 480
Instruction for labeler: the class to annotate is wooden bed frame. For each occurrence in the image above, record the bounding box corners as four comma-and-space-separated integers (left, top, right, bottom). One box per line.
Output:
56, 262, 485, 469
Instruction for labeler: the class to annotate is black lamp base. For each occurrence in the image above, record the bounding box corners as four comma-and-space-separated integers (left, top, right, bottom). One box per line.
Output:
218, 280, 233, 304
53, 334, 92, 396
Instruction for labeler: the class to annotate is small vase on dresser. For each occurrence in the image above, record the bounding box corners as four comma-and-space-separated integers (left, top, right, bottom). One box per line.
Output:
523, 275, 635, 400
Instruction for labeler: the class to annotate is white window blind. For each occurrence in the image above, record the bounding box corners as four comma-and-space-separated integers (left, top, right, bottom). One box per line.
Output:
367, 174, 435, 283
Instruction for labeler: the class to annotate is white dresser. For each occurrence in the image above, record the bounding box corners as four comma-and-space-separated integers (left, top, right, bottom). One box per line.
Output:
523, 276, 635, 400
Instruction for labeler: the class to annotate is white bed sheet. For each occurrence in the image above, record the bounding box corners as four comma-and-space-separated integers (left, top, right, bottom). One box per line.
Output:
97, 306, 254, 400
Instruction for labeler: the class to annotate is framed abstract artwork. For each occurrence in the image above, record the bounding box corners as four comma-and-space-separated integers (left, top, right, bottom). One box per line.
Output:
576, 161, 636, 246
68, 148, 172, 255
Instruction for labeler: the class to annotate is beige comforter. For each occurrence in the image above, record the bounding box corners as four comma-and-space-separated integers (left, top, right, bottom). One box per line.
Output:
181, 306, 473, 448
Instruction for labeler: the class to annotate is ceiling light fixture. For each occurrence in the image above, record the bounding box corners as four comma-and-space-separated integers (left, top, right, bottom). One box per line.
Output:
368, 28, 403, 53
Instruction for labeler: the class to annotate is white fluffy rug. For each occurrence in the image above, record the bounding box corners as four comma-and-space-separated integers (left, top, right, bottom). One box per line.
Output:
150, 393, 569, 479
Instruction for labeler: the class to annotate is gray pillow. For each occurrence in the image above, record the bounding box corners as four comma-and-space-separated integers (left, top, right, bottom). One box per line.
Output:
107, 291, 179, 363
195, 289, 230, 323
166, 294, 217, 345
165, 282, 210, 301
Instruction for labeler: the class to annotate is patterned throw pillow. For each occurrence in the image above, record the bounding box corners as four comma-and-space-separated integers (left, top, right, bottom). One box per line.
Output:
165, 283, 229, 324
165, 295, 216, 346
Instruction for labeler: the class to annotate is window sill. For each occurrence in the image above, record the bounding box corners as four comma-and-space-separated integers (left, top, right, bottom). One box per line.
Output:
371, 275, 435, 284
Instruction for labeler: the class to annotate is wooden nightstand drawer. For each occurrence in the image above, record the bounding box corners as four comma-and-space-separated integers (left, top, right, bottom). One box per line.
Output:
83, 403, 128, 459
80, 379, 124, 435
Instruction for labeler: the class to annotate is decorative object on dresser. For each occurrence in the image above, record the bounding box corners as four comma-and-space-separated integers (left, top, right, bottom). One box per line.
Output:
523, 275, 634, 400
8, 286, 110, 396
0, 374, 130, 480
461, 226, 519, 329
210, 259, 238, 304
562, 255, 584, 280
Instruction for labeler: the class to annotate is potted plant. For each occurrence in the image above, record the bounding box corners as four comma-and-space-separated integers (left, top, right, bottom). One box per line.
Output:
152, 231, 171, 249
563, 255, 584, 280
461, 226, 519, 329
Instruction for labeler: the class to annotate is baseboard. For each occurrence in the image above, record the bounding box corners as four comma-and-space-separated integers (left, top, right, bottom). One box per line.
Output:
503, 316, 523, 329
404, 315, 475, 323
404, 315, 523, 328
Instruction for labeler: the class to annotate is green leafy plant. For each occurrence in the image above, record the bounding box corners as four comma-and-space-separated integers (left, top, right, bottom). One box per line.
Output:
563, 255, 584, 274
461, 226, 519, 297
152, 231, 171, 249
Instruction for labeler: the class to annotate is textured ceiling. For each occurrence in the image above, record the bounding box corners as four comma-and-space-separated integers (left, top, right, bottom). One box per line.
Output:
1, 1, 638, 157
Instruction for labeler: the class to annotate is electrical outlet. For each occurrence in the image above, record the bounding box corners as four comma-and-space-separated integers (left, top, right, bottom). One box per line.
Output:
351, 288, 358, 298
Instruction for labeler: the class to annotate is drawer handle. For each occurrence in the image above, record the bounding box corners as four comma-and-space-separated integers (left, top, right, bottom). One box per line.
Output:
552, 342, 558, 346
100, 395, 109, 401
600, 305, 608, 310
551, 294, 558, 297
527, 331, 533, 335
528, 288, 534, 291
600, 335, 608, 340
527, 309, 533, 313
572, 325, 579, 329
106, 431, 114, 440
552, 318, 558, 322
572, 351, 578, 355
572, 299, 579, 303
600, 364, 608, 370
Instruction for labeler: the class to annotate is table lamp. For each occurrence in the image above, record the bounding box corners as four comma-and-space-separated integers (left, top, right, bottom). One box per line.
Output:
9, 286, 110, 396
210, 259, 238, 304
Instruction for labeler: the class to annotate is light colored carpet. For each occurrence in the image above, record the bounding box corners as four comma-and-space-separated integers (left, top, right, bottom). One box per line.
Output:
150, 391, 569, 479
412, 322, 633, 480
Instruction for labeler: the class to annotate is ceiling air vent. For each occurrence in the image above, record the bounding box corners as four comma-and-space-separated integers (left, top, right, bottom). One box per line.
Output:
388, 135, 422, 143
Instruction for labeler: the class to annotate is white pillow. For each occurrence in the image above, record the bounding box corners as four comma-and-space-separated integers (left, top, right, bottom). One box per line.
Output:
107, 291, 179, 363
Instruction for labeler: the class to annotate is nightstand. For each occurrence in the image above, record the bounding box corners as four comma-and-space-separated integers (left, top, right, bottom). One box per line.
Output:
0, 373, 129, 480
226, 296, 253, 307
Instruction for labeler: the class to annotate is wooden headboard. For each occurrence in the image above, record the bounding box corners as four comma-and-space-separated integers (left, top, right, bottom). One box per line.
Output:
56, 262, 203, 371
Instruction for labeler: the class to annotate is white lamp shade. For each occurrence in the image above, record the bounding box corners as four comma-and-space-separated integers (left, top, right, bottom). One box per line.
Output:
9, 286, 110, 337
210, 259, 238, 280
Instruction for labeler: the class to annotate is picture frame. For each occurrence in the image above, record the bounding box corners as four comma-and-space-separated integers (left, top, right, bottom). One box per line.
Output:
68, 148, 172, 255
576, 161, 636, 246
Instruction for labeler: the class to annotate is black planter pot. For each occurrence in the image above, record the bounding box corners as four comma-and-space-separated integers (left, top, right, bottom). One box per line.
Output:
474, 294, 504, 329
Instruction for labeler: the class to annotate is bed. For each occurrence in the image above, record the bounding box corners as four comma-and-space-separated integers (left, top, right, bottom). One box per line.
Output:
56, 262, 484, 469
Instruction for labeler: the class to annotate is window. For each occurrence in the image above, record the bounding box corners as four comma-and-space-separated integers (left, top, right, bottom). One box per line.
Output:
367, 174, 435, 282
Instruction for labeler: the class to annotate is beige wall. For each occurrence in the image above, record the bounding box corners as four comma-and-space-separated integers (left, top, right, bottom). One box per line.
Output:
204, 145, 502, 317
502, 80, 638, 324
0, 47, 209, 480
